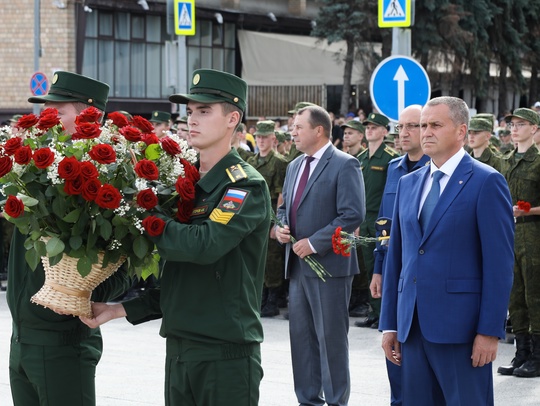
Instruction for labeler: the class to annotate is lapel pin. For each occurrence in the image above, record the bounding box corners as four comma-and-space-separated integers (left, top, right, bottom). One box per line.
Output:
459, 180, 463, 184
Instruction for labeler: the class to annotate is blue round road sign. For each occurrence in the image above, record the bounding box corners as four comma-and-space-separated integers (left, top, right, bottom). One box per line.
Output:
30, 72, 49, 96
369, 56, 431, 122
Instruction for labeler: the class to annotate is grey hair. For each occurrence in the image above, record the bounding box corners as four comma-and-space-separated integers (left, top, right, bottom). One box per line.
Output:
425, 96, 469, 128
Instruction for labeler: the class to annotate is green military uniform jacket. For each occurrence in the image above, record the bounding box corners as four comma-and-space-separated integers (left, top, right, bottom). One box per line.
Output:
246, 149, 287, 208
287, 143, 303, 162
356, 143, 399, 215
236, 146, 254, 162
7, 230, 131, 345
503, 146, 540, 209
471, 146, 503, 172
123, 148, 271, 345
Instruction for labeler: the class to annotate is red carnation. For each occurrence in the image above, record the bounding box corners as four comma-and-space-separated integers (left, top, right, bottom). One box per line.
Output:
142, 215, 166, 237
120, 126, 142, 142
175, 176, 196, 202
161, 136, 181, 155
107, 112, 130, 128
82, 178, 102, 201
76, 106, 102, 124
132, 116, 154, 133
37, 108, 61, 130
4, 137, 23, 155
4, 195, 24, 218
134, 159, 159, 180
58, 156, 81, 180
64, 175, 85, 195
15, 114, 39, 130
80, 161, 99, 179
517, 200, 532, 213
89, 144, 116, 164
95, 184, 122, 209
33, 147, 55, 169
136, 189, 158, 210
72, 122, 102, 140
14, 146, 32, 165
176, 199, 194, 223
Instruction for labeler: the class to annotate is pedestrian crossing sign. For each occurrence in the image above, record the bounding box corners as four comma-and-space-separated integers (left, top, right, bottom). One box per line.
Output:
174, 0, 196, 36
378, 0, 411, 28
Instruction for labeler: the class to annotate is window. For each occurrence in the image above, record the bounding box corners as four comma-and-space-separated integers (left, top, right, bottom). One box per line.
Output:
83, 10, 169, 99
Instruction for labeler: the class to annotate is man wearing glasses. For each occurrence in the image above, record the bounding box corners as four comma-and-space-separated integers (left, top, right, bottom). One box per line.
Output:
498, 108, 540, 378
370, 105, 430, 405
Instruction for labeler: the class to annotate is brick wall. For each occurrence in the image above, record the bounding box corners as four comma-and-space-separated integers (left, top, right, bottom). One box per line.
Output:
0, 0, 76, 116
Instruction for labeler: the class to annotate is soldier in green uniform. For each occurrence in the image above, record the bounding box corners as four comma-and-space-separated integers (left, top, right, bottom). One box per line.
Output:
354, 112, 398, 329
467, 116, 503, 172
81, 69, 272, 405
499, 129, 514, 154
498, 108, 540, 378
8, 71, 131, 406
231, 122, 254, 161
150, 110, 172, 138
247, 120, 288, 317
287, 102, 317, 163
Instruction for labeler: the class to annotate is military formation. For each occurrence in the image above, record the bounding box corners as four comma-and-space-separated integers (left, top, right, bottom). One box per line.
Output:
2, 66, 540, 406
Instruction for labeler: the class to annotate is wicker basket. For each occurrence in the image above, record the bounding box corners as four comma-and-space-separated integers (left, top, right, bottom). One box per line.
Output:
31, 253, 125, 318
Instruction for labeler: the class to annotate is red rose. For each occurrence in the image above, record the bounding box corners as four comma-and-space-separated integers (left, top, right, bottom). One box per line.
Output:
175, 177, 196, 202
136, 189, 158, 210
132, 116, 154, 133
64, 175, 84, 195
72, 122, 102, 140
82, 178, 102, 201
0, 155, 13, 177
176, 199, 194, 223
142, 133, 160, 146
76, 107, 102, 124
142, 216, 166, 237
80, 161, 99, 179
95, 184, 122, 209
4, 195, 24, 218
134, 159, 159, 180
181, 159, 200, 183
14, 146, 32, 165
161, 136, 181, 155
4, 138, 23, 155
119, 126, 142, 142
58, 156, 81, 180
15, 114, 39, 130
33, 148, 55, 169
107, 112, 130, 128
89, 144, 116, 164
37, 108, 61, 130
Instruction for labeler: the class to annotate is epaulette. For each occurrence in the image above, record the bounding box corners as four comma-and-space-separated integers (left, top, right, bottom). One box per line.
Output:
384, 146, 399, 157
226, 164, 248, 183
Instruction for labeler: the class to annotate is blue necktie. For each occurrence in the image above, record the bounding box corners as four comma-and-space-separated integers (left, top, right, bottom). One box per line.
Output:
419, 171, 444, 232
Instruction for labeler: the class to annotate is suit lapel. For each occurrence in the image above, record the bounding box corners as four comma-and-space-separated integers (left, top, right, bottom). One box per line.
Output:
421, 154, 473, 241
410, 168, 429, 241
297, 146, 333, 209
286, 155, 305, 223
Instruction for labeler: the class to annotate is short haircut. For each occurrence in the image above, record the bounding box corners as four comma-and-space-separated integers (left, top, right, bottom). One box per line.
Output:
221, 102, 244, 123
297, 105, 332, 138
236, 123, 246, 133
425, 97, 469, 128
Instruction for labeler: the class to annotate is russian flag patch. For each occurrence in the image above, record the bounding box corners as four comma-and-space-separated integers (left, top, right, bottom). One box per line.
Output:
218, 188, 248, 211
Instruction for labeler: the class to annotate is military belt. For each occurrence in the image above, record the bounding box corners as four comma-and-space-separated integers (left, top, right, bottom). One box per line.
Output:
166, 336, 260, 362
515, 215, 540, 224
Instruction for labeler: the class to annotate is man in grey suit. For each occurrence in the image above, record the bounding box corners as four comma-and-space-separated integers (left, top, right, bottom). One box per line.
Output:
276, 105, 365, 405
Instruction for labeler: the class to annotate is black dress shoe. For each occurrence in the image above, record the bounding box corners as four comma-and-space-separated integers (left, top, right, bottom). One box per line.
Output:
354, 316, 379, 328
370, 320, 379, 329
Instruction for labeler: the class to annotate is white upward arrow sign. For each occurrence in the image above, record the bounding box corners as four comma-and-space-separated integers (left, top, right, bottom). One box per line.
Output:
393, 65, 409, 115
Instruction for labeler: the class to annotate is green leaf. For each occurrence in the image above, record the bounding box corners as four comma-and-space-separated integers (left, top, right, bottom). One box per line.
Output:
141, 255, 160, 280
34, 240, 47, 257
145, 143, 162, 160
63, 208, 82, 223
46, 237, 65, 257
52, 195, 68, 217
77, 256, 92, 277
25, 248, 40, 271
99, 219, 113, 240
48, 252, 64, 267
114, 224, 129, 240
133, 235, 149, 259
72, 212, 90, 236
69, 235, 83, 250
18, 194, 40, 207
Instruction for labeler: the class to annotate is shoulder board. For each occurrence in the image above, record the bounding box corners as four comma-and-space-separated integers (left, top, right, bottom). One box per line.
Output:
384, 146, 398, 157
226, 164, 248, 183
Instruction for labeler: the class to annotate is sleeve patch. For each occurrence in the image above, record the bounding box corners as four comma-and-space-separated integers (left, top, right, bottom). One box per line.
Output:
226, 164, 248, 183
218, 188, 248, 211
209, 208, 235, 225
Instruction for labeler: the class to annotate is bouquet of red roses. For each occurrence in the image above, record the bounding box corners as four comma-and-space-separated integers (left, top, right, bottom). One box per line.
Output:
0, 107, 198, 279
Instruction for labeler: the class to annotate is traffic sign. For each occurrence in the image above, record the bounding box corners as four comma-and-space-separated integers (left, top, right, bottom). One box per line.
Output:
30, 72, 49, 96
378, 0, 411, 28
369, 55, 431, 122
174, 0, 195, 36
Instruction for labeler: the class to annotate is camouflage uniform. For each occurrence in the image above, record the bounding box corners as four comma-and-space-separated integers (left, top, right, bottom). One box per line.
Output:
503, 146, 540, 335
237, 146, 254, 162
471, 146, 503, 172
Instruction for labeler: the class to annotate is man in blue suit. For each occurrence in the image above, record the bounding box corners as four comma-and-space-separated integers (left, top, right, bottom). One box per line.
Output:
276, 105, 365, 406
380, 97, 514, 405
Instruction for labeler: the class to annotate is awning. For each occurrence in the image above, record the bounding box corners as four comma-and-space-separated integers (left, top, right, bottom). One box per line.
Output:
237, 30, 366, 86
